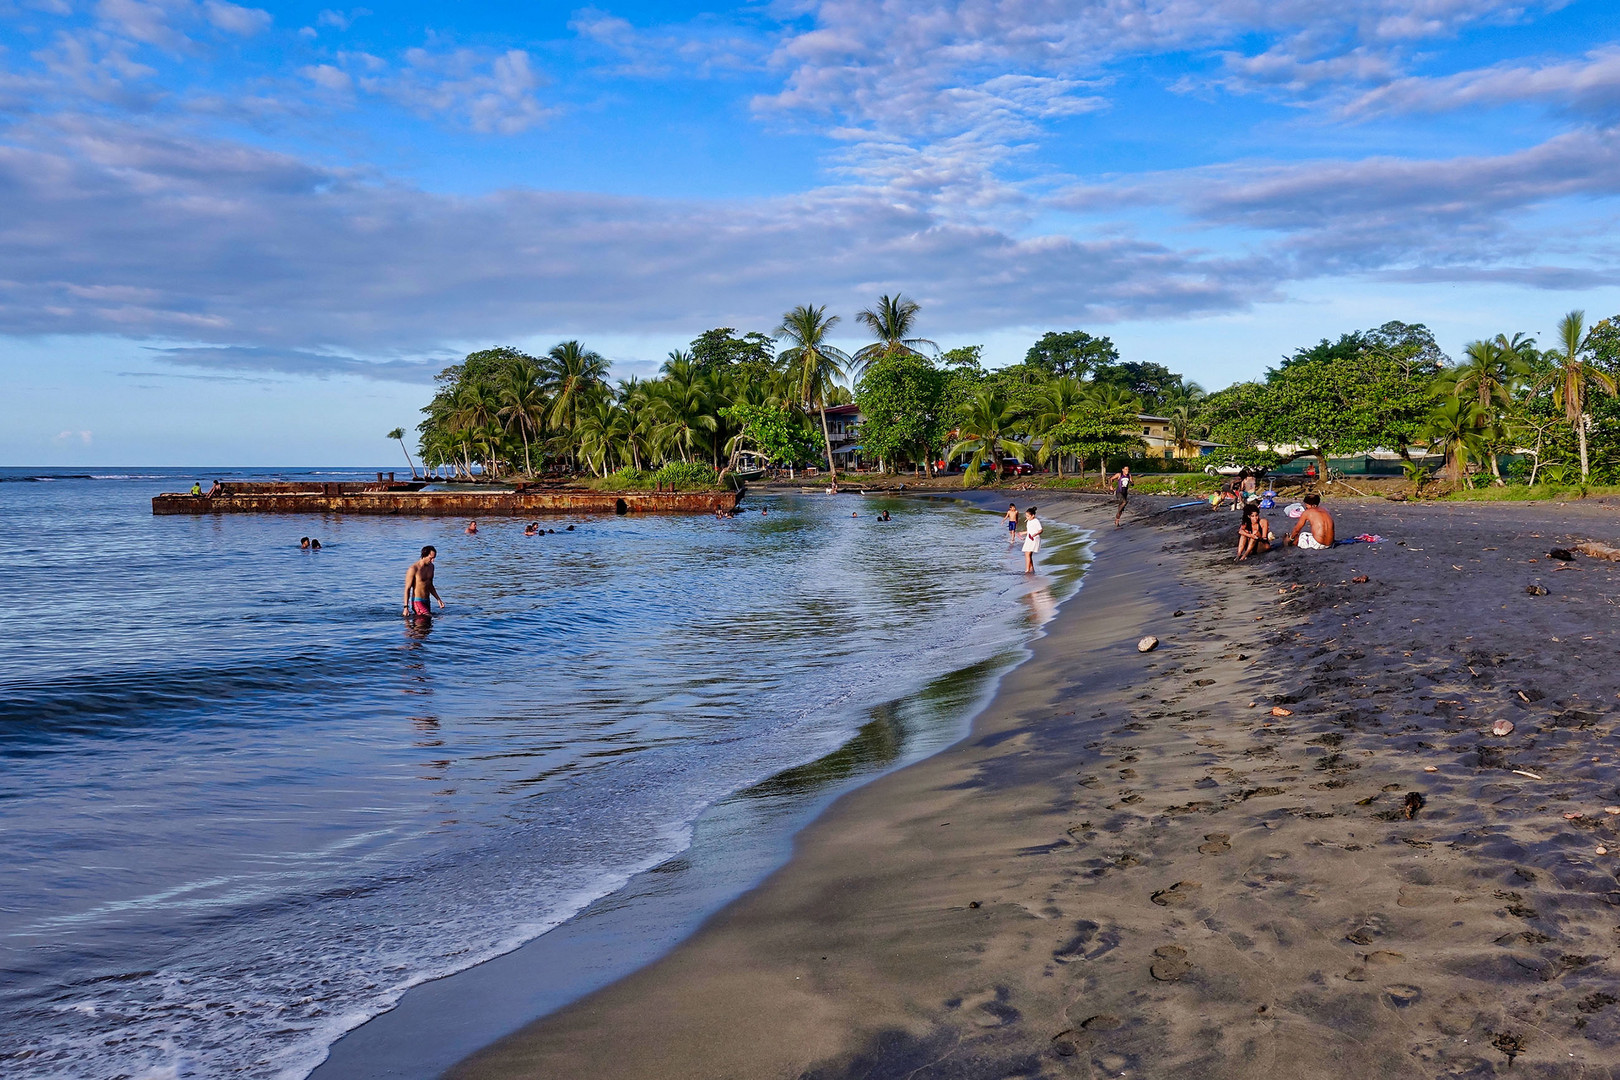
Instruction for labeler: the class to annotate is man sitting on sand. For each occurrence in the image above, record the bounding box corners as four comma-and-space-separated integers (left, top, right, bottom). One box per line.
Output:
1284, 492, 1335, 550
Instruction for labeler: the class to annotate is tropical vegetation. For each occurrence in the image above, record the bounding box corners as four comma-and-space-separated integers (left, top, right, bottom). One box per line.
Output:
407, 299, 1620, 492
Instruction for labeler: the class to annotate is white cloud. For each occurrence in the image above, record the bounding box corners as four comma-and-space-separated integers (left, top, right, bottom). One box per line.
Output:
371, 47, 551, 134
202, 1, 270, 37
1344, 46, 1620, 117
301, 63, 351, 93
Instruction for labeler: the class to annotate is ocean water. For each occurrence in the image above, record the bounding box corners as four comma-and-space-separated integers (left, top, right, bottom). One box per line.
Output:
0, 469, 1088, 1080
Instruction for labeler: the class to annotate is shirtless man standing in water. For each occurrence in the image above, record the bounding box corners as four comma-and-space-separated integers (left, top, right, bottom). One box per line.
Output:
403, 546, 444, 620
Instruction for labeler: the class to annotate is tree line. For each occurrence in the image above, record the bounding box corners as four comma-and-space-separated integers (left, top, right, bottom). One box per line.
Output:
406, 298, 1620, 489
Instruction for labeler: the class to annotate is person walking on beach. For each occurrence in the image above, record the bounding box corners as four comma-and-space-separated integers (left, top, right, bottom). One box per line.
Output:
403, 546, 444, 620
1021, 506, 1043, 574
1108, 465, 1131, 527
1004, 503, 1019, 540
1284, 493, 1335, 550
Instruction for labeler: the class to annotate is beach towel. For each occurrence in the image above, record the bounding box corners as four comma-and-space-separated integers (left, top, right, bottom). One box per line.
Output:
1333, 534, 1384, 546
1283, 502, 1305, 518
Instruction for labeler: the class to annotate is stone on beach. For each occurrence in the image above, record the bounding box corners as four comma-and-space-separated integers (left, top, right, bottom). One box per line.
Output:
1492, 719, 1514, 736
1137, 636, 1158, 652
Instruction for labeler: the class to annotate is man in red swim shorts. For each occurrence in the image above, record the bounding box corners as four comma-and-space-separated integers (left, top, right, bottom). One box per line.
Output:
403, 545, 444, 620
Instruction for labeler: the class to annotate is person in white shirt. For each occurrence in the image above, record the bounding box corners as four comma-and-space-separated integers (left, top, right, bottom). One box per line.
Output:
1020, 506, 1043, 574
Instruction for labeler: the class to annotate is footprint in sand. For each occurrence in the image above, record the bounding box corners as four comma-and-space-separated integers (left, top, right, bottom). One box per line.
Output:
1345, 913, 1391, 945
1052, 919, 1120, 963
1150, 881, 1202, 908
1150, 944, 1193, 982
1345, 950, 1406, 981
1197, 833, 1230, 855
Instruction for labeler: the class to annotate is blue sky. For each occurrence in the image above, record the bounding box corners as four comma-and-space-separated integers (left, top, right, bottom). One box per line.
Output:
5, 0, 1620, 464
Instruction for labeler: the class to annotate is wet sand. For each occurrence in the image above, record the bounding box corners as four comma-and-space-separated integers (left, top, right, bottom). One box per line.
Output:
452, 494, 1620, 1079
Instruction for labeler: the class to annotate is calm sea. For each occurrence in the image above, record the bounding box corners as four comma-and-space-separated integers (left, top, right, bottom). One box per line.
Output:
0, 468, 1088, 1080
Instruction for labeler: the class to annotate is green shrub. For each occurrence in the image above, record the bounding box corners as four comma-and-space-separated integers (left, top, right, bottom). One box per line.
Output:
589, 467, 653, 490
651, 462, 721, 490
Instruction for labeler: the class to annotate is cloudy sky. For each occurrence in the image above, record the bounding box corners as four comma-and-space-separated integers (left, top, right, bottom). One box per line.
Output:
5, 0, 1620, 464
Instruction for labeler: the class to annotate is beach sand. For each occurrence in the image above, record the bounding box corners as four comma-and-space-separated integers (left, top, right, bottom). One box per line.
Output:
451, 493, 1620, 1079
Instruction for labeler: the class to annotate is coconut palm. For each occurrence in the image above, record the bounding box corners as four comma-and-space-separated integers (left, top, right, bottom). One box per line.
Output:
1547, 310, 1617, 483
1167, 405, 1202, 458
386, 427, 418, 479
539, 341, 610, 472
1034, 376, 1087, 478
653, 354, 719, 464
496, 361, 548, 476
947, 388, 1030, 487
1447, 339, 1523, 411
449, 379, 500, 476
1423, 397, 1488, 487
852, 293, 936, 377
775, 304, 851, 484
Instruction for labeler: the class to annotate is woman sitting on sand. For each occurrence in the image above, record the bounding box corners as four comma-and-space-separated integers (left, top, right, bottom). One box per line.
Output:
1236, 505, 1272, 561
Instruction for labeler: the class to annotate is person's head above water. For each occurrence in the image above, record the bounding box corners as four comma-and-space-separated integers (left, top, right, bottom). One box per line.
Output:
420, 545, 436, 560
300, 537, 310, 548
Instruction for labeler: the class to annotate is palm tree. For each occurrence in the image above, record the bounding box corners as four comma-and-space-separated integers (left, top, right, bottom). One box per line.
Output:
449, 379, 499, 476
852, 293, 936, 377
386, 427, 418, 478
775, 304, 851, 485
1447, 339, 1523, 412
1548, 310, 1617, 483
1034, 376, 1087, 478
539, 341, 611, 472
1424, 398, 1488, 487
653, 354, 719, 464
496, 361, 548, 476
947, 389, 1029, 487
1167, 405, 1202, 459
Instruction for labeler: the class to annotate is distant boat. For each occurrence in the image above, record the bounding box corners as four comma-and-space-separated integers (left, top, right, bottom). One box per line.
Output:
732, 467, 766, 482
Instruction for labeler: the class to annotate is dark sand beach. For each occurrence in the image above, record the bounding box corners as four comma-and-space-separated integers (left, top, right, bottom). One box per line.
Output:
452, 493, 1620, 1080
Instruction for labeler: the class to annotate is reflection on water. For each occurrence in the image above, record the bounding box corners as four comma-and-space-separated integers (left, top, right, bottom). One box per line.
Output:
0, 471, 1088, 1080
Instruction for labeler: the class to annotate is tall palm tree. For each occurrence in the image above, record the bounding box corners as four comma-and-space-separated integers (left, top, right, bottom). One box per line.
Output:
947, 389, 1029, 488
449, 379, 499, 477
1167, 406, 1202, 459
386, 427, 418, 478
539, 341, 611, 472
775, 304, 851, 484
1448, 339, 1523, 411
496, 361, 548, 476
852, 293, 936, 377
1034, 376, 1087, 478
1424, 398, 1488, 487
1548, 310, 1617, 482
653, 355, 719, 464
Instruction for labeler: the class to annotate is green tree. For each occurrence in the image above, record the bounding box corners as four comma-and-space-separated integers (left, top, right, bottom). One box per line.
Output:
855, 352, 950, 475
723, 402, 821, 471
540, 341, 610, 471
386, 427, 418, 478
1424, 398, 1488, 487
1032, 376, 1088, 478
689, 328, 778, 379
853, 293, 936, 377
1041, 400, 1146, 478
1023, 330, 1119, 379
1548, 310, 1618, 483
946, 389, 1029, 487
496, 360, 548, 476
1090, 361, 1183, 412
776, 304, 851, 484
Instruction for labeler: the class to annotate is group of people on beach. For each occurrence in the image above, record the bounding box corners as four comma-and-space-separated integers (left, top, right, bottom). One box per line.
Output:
1237, 491, 1335, 560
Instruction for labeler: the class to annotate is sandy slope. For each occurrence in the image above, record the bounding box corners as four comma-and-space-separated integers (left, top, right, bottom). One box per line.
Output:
451, 494, 1620, 1080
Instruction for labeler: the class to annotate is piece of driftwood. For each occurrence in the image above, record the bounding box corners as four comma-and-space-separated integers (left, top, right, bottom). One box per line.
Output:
1577, 541, 1620, 561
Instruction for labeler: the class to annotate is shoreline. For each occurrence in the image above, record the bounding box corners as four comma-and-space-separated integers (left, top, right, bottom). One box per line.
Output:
310, 493, 1094, 1080
448, 493, 1620, 1078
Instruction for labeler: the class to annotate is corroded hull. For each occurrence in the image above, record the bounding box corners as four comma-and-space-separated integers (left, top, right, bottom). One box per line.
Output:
153, 489, 741, 517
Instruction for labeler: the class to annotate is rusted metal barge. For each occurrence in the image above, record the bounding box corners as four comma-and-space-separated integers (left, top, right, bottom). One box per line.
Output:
153, 479, 740, 517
